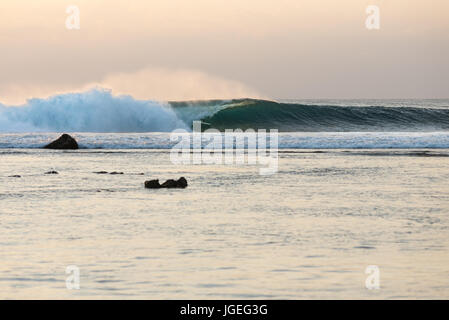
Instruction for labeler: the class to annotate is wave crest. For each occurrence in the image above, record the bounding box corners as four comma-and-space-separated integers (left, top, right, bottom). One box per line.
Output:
198, 99, 449, 132
1, 90, 449, 132
0, 89, 187, 133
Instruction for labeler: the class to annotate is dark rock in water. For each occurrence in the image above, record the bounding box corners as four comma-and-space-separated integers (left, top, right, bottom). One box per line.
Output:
176, 177, 188, 188
160, 179, 178, 188
161, 177, 188, 188
9, 175, 21, 178
94, 171, 124, 175
97, 189, 115, 192
145, 177, 188, 189
45, 171, 58, 175
44, 134, 79, 150
144, 179, 161, 189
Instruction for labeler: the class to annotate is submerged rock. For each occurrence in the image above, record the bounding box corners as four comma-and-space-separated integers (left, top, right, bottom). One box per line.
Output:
161, 177, 188, 188
144, 177, 188, 189
144, 179, 161, 189
44, 134, 79, 150
94, 171, 125, 175
176, 177, 188, 188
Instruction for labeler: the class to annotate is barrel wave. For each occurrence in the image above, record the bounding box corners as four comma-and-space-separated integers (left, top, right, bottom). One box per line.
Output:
194, 99, 449, 132
1, 89, 449, 133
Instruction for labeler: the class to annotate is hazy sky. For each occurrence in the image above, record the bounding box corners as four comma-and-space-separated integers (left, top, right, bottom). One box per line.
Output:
0, 0, 448, 104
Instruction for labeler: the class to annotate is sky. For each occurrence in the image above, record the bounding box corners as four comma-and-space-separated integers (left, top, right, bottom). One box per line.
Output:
0, 0, 448, 104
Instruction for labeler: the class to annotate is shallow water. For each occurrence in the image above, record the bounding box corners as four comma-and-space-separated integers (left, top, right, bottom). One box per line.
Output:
2, 132, 449, 149
0, 149, 448, 299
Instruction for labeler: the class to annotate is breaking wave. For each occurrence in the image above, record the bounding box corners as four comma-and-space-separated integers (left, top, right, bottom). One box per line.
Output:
1, 88, 449, 133
0, 89, 187, 133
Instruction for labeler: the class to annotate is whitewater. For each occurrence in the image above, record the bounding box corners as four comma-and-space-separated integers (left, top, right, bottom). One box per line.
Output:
1, 88, 449, 149
2, 89, 449, 299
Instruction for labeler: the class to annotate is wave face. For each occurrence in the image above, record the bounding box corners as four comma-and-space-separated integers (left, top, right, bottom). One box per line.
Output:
194, 99, 449, 132
1, 89, 449, 133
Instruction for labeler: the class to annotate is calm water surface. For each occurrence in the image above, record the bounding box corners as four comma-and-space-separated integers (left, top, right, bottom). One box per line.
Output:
0, 149, 448, 299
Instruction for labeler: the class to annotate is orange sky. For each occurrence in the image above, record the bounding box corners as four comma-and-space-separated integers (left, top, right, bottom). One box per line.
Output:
0, 0, 448, 104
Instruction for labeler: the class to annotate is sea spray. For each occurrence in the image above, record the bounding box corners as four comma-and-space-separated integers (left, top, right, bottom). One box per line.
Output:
0, 89, 187, 133
1, 89, 449, 133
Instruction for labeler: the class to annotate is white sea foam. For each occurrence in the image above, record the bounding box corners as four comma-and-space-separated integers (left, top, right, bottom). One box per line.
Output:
2, 89, 449, 134
1, 132, 449, 149
0, 89, 189, 133
1, 90, 449, 150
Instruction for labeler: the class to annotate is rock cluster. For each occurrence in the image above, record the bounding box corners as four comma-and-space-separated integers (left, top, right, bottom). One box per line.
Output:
144, 177, 188, 189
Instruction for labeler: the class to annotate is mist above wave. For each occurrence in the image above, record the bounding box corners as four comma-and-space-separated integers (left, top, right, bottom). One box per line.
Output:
0, 89, 189, 133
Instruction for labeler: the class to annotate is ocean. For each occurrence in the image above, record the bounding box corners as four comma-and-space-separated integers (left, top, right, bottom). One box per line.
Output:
0, 91, 448, 299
